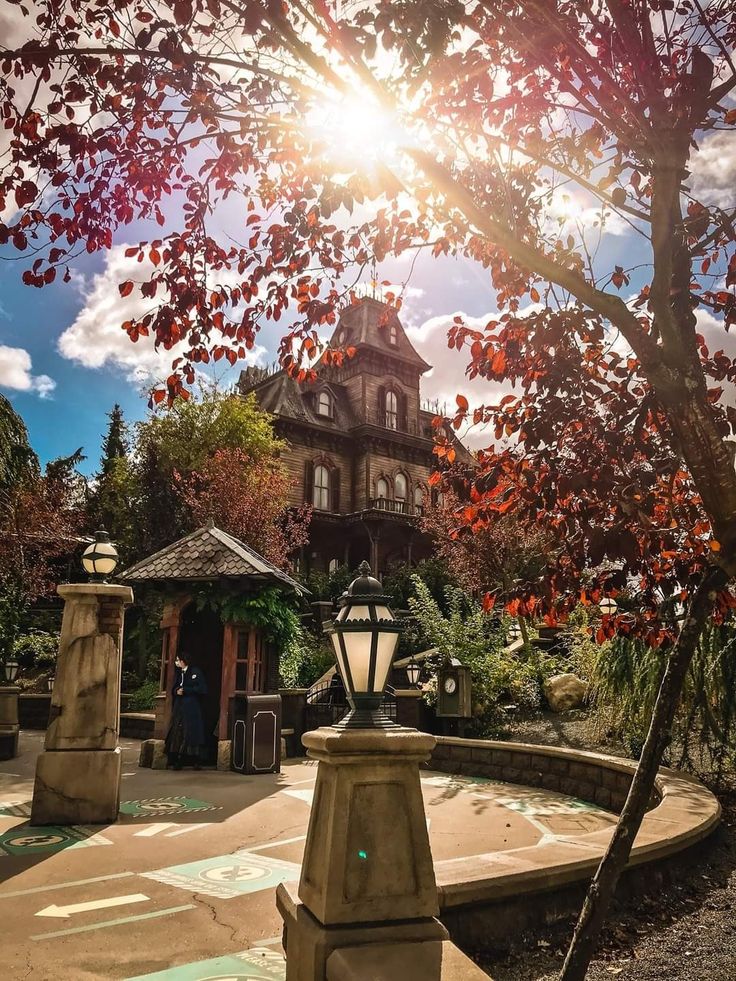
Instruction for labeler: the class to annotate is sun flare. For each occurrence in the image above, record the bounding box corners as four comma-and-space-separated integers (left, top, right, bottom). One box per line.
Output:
305, 91, 405, 170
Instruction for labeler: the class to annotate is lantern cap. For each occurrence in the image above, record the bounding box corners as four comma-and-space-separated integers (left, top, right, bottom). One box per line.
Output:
347, 561, 384, 598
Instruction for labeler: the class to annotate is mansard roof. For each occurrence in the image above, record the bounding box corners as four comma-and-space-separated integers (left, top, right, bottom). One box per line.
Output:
238, 368, 359, 432
119, 522, 307, 594
332, 296, 431, 373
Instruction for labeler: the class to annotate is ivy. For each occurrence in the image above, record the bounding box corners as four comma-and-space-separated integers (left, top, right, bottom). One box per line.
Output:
192, 584, 300, 648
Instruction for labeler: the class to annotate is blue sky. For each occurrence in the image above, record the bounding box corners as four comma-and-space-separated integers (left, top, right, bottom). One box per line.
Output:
0, 241, 498, 472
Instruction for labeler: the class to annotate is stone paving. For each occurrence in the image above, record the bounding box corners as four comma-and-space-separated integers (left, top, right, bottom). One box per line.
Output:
0, 731, 617, 981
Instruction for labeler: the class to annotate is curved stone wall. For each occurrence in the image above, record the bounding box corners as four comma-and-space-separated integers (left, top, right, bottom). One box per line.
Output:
428, 736, 720, 948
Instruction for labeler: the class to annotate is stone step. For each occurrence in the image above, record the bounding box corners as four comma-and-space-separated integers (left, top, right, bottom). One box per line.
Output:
327, 939, 492, 981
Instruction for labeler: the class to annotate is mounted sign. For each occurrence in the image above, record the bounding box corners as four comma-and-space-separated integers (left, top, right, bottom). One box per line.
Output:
436, 658, 472, 718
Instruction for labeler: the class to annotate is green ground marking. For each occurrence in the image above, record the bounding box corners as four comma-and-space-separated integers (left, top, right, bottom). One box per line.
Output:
0, 825, 106, 857
141, 849, 299, 900
120, 796, 222, 818
125, 946, 285, 980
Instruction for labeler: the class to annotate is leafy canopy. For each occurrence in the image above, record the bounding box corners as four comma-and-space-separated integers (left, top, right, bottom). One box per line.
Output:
2, 3, 736, 637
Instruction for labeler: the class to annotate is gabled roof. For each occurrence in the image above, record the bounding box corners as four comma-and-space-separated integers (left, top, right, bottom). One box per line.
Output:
332, 297, 431, 373
119, 523, 307, 594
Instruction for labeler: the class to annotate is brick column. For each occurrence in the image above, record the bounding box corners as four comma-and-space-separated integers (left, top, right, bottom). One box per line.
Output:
31, 582, 133, 825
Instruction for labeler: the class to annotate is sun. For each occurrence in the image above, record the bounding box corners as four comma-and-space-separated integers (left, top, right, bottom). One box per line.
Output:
305, 90, 405, 171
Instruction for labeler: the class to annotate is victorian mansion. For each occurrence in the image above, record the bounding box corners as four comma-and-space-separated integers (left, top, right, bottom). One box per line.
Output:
237, 296, 472, 578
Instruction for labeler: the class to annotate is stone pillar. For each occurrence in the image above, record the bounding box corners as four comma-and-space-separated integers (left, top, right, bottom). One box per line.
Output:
31, 583, 133, 825
277, 727, 447, 981
0, 686, 20, 760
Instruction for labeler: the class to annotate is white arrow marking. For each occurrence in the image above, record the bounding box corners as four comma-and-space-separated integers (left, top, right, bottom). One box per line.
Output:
36, 893, 150, 919
134, 823, 177, 837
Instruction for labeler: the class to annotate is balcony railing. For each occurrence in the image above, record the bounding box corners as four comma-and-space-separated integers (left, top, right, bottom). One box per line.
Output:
368, 498, 424, 517
356, 410, 433, 439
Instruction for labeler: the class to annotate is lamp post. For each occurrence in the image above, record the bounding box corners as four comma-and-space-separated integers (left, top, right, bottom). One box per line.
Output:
406, 658, 421, 688
278, 562, 444, 981
31, 531, 132, 825
81, 529, 119, 583
325, 562, 403, 728
0, 659, 20, 761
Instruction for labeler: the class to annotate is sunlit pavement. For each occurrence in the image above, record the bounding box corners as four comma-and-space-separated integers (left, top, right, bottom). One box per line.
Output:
0, 731, 617, 980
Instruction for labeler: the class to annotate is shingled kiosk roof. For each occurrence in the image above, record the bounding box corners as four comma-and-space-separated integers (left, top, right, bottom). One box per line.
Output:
119, 523, 307, 595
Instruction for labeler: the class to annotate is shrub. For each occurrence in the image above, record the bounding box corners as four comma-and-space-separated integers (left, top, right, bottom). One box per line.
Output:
280, 628, 334, 689
589, 620, 736, 777
12, 631, 58, 674
407, 576, 527, 736
126, 680, 160, 711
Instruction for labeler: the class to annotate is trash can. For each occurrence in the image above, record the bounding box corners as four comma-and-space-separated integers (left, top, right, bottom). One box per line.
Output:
230, 693, 282, 774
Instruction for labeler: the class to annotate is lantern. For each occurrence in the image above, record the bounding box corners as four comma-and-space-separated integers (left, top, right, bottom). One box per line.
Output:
82, 529, 119, 582
325, 562, 403, 728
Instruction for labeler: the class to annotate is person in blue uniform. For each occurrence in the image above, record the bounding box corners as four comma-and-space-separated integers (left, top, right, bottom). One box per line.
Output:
165, 652, 208, 770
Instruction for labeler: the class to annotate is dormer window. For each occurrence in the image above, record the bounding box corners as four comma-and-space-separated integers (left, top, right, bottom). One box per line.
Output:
389, 323, 398, 346
317, 390, 333, 418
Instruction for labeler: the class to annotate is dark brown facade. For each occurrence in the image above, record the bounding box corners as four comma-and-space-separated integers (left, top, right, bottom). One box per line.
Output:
238, 297, 472, 578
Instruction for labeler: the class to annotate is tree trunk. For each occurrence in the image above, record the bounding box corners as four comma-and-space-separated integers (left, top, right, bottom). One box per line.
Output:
560, 566, 726, 981
518, 615, 530, 647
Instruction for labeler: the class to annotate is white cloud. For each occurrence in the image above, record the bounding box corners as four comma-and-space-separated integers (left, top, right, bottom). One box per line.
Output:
0, 345, 55, 398
689, 131, 736, 208
408, 310, 516, 448
58, 245, 265, 382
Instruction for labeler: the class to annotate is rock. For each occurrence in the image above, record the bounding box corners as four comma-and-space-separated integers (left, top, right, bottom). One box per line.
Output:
150, 738, 168, 770
544, 673, 588, 712
138, 739, 153, 768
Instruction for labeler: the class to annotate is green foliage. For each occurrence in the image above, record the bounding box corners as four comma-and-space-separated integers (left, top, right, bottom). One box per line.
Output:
195, 585, 301, 649
12, 630, 58, 673
557, 604, 608, 681
133, 386, 287, 555
280, 629, 334, 689
0, 393, 38, 492
383, 558, 456, 612
408, 576, 533, 736
304, 564, 353, 603
589, 621, 736, 775
126, 680, 160, 711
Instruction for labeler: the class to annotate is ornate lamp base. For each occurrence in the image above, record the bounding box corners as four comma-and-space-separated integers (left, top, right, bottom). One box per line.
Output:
332, 707, 400, 730
279, 725, 441, 980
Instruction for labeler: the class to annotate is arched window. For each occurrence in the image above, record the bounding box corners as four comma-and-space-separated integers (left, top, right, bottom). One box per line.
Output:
313, 464, 330, 510
385, 390, 398, 430
394, 473, 408, 510
317, 390, 332, 417
413, 486, 424, 513
389, 323, 398, 346
376, 477, 389, 507
328, 558, 341, 574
